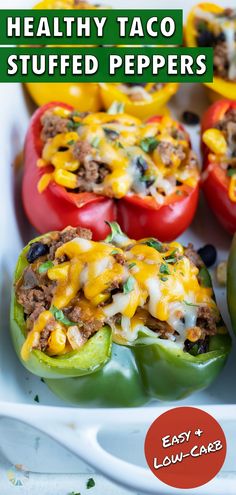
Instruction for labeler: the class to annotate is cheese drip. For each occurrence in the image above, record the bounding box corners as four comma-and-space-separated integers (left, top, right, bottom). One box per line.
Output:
38, 108, 199, 202
22, 232, 218, 357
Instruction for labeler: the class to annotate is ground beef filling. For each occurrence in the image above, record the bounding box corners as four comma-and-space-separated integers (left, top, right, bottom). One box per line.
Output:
40, 110, 198, 199
215, 109, 236, 160
196, 9, 236, 81
15, 229, 219, 355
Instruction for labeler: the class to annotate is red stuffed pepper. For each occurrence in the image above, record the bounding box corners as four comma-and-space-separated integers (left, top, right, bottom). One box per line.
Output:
23, 104, 200, 241
201, 99, 236, 234
23, 102, 116, 240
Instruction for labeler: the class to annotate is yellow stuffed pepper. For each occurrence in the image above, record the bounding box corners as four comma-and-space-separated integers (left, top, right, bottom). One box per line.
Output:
25, 0, 102, 111
185, 3, 236, 102
100, 82, 179, 120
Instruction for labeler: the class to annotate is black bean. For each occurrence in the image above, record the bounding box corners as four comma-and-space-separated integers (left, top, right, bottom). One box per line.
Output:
182, 111, 200, 126
27, 242, 49, 264
197, 244, 217, 268
197, 29, 216, 47
103, 128, 120, 140
135, 156, 148, 175
184, 339, 196, 352
196, 337, 209, 355
215, 32, 226, 43
145, 179, 155, 187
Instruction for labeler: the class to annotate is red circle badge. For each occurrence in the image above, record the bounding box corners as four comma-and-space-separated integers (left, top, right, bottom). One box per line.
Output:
144, 406, 226, 489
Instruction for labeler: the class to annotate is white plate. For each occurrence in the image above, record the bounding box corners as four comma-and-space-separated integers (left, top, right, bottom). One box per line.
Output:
1, 1, 236, 493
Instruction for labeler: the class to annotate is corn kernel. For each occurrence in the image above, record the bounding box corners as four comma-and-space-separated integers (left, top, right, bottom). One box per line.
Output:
37, 158, 48, 168
47, 326, 66, 356
37, 173, 53, 193
186, 326, 202, 342
53, 106, 71, 118
53, 169, 78, 189
229, 175, 236, 202
202, 129, 227, 155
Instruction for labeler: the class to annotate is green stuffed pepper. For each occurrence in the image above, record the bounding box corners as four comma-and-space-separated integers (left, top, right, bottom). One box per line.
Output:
227, 233, 236, 335
11, 223, 231, 406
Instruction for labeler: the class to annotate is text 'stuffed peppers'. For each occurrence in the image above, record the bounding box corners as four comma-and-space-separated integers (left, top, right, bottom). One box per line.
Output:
185, 3, 236, 102
201, 99, 236, 234
11, 224, 231, 406
23, 103, 200, 242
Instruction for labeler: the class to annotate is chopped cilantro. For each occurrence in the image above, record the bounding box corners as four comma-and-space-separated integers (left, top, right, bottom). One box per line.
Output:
38, 260, 53, 275
68, 492, 81, 495
105, 221, 125, 243
164, 249, 178, 264
145, 239, 163, 252
160, 276, 168, 282
67, 120, 82, 130
139, 175, 155, 183
34, 395, 39, 403
140, 137, 159, 153
108, 101, 125, 114
71, 110, 82, 118
86, 478, 95, 489
50, 306, 75, 326
40, 378, 45, 383
227, 168, 236, 177
183, 300, 199, 307
176, 189, 184, 196
128, 262, 136, 269
123, 276, 135, 294
159, 263, 170, 275
110, 249, 120, 255
67, 139, 76, 146
91, 136, 100, 148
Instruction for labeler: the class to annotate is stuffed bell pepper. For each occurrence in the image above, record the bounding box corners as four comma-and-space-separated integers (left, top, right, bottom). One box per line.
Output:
100, 83, 179, 120
11, 222, 231, 406
227, 233, 236, 335
25, 0, 102, 111
201, 99, 236, 234
186, 3, 236, 102
23, 102, 200, 241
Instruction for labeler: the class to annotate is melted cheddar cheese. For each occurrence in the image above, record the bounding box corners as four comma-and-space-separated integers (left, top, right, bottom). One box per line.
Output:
21, 227, 218, 360
38, 107, 199, 203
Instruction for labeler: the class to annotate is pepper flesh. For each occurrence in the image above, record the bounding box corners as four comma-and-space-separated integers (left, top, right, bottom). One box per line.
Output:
201, 99, 236, 234
99, 83, 179, 120
25, 0, 102, 111
11, 237, 112, 379
185, 3, 236, 102
23, 102, 116, 240
11, 230, 231, 406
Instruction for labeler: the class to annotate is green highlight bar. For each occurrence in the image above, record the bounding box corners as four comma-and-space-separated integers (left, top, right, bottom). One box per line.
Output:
2, 9, 183, 45
1, 47, 213, 83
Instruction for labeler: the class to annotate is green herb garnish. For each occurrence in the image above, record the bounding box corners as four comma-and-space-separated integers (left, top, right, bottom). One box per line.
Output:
110, 249, 120, 255
159, 263, 170, 275
68, 492, 81, 495
38, 260, 54, 275
140, 137, 159, 153
227, 168, 236, 177
145, 239, 163, 252
160, 276, 168, 282
50, 306, 75, 326
183, 300, 199, 307
86, 478, 95, 489
91, 136, 100, 148
67, 120, 82, 130
108, 101, 125, 114
164, 249, 178, 264
128, 262, 136, 269
123, 276, 135, 294
34, 395, 39, 403
105, 221, 128, 243
67, 139, 76, 146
